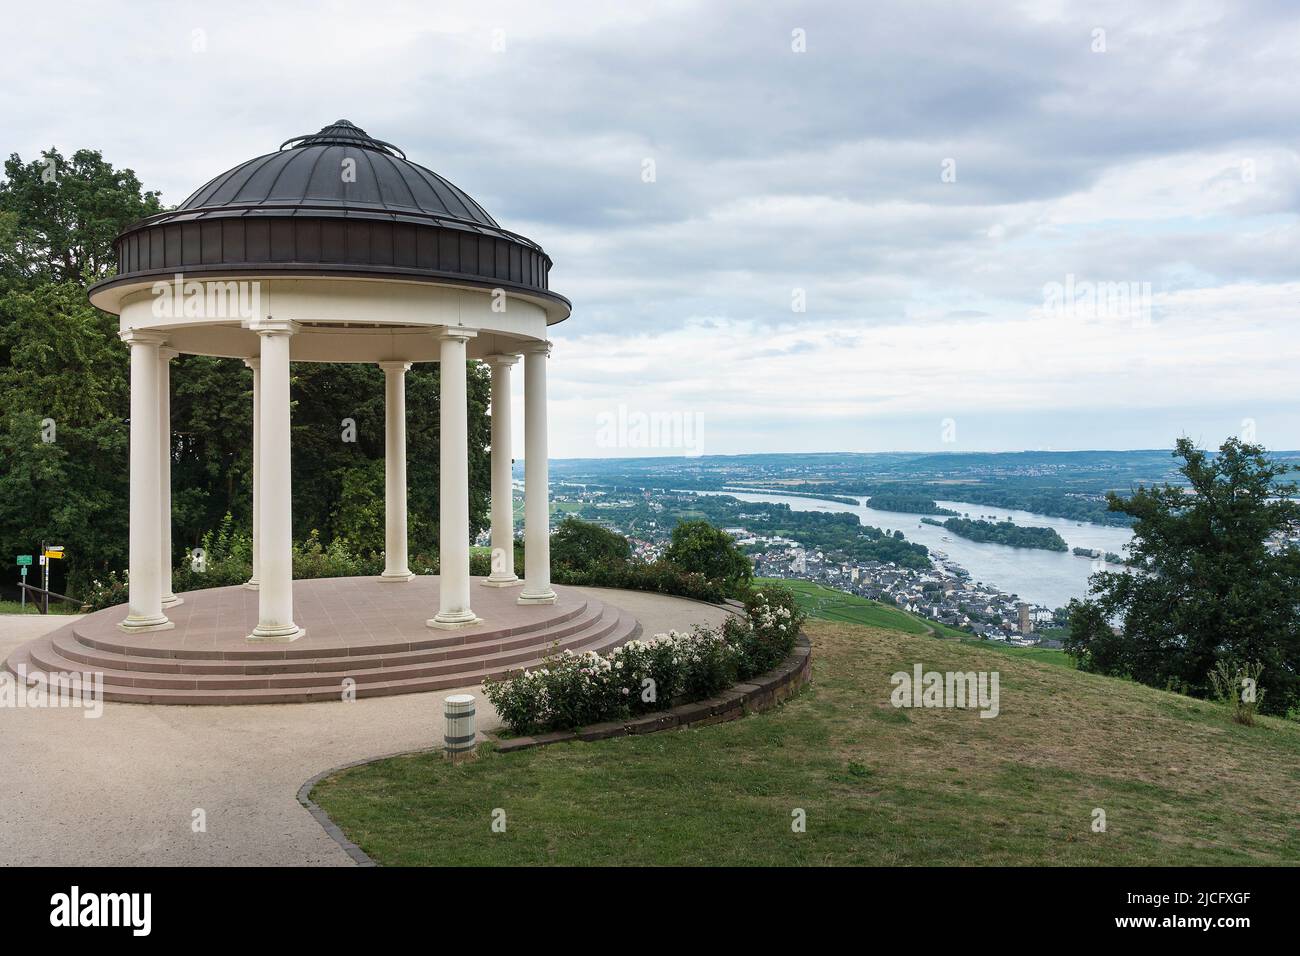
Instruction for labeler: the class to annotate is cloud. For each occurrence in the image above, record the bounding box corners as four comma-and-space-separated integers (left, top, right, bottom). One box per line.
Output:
3, 0, 1297, 453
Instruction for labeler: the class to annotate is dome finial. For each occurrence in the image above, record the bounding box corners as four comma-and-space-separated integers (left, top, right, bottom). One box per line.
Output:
279, 121, 406, 159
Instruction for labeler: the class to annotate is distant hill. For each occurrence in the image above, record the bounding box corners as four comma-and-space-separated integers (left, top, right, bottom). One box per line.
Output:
544, 448, 1300, 530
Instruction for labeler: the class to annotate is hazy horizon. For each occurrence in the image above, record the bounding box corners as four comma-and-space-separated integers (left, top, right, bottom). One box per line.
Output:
538, 444, 1300, 463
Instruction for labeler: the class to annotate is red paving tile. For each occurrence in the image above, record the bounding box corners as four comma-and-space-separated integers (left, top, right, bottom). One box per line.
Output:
4, 576, 640, 705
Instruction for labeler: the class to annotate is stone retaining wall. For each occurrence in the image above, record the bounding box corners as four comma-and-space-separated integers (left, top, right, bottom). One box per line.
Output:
489, 632, 812, 753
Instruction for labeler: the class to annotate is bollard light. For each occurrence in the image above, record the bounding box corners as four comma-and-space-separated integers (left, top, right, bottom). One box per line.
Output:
444, 693, 477, 761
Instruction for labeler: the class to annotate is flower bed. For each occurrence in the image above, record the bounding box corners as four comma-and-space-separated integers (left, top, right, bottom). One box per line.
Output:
553, 559, 732, 604
484, 585, 804, 737
489, 632, 812, 752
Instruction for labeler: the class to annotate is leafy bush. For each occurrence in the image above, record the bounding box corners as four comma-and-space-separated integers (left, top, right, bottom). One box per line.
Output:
553, 558, 730, 603
92, 520, 396, 611
82, 571, 129, 612
484, 629, 739, 736
85, 517, 753, 614
483, 583, 804, 735
330, 460, 388, 556
671, 627, 739, 702
548, 517, 735, 602
729, 585, 804, 678
550, 516, 631, 572
1208, 659, 1266, 726
165, 513, 255, 597
663, 519, 753, 594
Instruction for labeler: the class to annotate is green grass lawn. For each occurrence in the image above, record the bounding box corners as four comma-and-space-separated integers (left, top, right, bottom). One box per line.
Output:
0, 599, 80, 615
761, 578, 969, 640
764, 578, 1071, 667
972, 641, 1073, 668
312, 613, 1300, 866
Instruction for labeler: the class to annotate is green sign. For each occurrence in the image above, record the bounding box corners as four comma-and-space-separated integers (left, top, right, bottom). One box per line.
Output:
16, 554, 32, 566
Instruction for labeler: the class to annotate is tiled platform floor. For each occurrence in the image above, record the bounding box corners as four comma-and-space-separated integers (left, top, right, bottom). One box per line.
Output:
4, 576, 638, 704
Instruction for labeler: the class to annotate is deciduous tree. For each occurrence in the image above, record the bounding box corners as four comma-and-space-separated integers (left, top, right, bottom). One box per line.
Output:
1066, 438, 1300, 716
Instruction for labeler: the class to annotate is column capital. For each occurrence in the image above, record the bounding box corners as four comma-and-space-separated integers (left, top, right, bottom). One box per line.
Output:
243, 356, 260, 370
378, 360, 414, 373
483, 353, 520, 368
159, 346, 180, 361
243, 316, 301, 336
119, 328, 170, 347
520, 340, 552, 357
434, 326, 478, 342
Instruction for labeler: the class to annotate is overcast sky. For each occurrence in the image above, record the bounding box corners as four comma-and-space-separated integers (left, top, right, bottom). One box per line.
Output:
4, 0, 1298, 458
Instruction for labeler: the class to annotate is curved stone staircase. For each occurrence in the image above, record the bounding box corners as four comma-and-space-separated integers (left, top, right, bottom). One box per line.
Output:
4, 578, 639, 705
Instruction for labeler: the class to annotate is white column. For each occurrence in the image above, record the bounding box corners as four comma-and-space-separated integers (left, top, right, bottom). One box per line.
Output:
159, 347, 182, 608
519, 341, 556, 605
379, 361, 414, 582
243, 357, 260, 590
247, 319, 304, 643
428, 328, 481, 629
482, 353, 520, 587
119, 330, 172, 632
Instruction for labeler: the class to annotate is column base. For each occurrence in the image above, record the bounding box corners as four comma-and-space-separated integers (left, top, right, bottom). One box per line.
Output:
161, 593, 184, 608
517, 588, 558, 606
119, 613, 175, 634
427, 610, 483, 630
481, 574, 521, 588
378, 570, 416, 583
247, 623, 306, 643
243, 579, 259, 591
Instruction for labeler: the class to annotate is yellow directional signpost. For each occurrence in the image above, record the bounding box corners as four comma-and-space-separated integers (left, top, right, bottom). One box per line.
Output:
37, 543, 66, 614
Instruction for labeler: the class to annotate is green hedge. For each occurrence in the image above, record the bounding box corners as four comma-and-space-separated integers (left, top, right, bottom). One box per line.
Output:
552, 558, 731, 603
83, 515, 745, 612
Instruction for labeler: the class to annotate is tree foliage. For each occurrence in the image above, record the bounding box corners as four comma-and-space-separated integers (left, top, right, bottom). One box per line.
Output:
664, 519, 753, 591
926, 516, 1068, 551
0, 146, 491, 599
550, 515, 632, 572
0, 148, 162, 286
1065, 438, 1300, 716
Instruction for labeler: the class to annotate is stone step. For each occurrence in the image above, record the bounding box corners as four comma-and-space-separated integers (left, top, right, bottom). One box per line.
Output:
70, 596, 591, 662
26, 606, 625, 692
51, 599, 608, 676
8, 610, 639, 706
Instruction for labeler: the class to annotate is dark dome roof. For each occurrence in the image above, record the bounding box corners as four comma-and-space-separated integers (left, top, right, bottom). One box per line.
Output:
176, 120, 501, 229
92, 120, 567, 317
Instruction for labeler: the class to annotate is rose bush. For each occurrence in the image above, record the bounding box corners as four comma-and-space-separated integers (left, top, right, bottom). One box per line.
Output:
483, 584, 803, 735
732, 587, 804, 678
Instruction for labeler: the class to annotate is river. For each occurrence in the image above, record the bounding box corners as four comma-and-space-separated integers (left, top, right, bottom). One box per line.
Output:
693, 490, 1133, 609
